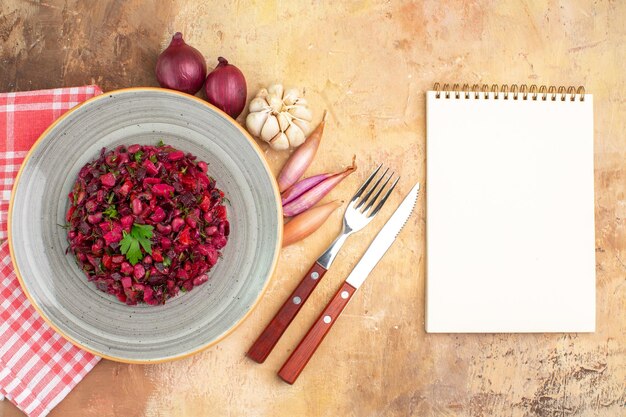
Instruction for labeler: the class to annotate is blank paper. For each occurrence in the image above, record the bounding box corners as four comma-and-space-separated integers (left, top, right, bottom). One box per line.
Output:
426, 89, 595, 333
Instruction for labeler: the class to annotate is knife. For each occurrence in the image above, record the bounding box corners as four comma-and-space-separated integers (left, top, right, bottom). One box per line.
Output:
277, 182, 420, 384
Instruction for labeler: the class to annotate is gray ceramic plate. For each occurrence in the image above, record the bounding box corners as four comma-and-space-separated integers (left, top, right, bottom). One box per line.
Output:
9, 88, 282, 363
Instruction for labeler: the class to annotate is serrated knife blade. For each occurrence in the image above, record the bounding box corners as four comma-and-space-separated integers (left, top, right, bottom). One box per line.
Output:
345, 182, 420, 289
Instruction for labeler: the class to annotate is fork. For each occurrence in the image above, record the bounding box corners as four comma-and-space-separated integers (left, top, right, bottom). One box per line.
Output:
247, 165, 398, 363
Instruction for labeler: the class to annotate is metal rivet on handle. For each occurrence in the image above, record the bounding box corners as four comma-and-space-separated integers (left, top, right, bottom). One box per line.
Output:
311, 272, 319, 280
292, 296, 301, 305
341, 291, 349, 299
323, 315, 332, 324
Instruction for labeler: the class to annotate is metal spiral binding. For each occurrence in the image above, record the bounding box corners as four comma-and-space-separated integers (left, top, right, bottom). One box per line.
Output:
433, 83, 585, 101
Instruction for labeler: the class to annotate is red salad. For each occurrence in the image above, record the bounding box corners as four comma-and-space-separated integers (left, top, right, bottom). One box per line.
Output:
66, 143, 229, 305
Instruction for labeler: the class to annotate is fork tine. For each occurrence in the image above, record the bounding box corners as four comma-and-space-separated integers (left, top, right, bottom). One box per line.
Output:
356, 167, 389, 210
350, 164, 382, 204
363, 172, 393, 214
368, 176, 400, 218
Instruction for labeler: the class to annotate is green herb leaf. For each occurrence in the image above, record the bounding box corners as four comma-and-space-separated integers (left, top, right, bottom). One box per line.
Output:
107, 192, 115, 204
103, 205, 118, 219
139, 238, 151, 254
120, 231, 131, 253
125, 240, 141, 264
163, 256, 172, 267
133, 224, 154, 255
157, 140, 165, 147
133, 223, 154, 237
120, 224, 154, 265
134, 151, 144, 163
149, 154, 158, 163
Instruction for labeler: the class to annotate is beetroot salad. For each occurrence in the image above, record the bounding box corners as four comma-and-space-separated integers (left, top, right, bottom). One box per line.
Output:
66, 142, 229, 305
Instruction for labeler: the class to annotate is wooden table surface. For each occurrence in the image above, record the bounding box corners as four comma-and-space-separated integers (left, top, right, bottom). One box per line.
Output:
1, 1, 625, 416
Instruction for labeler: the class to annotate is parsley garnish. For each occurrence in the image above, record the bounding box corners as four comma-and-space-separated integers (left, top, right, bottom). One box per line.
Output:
120, 223, 154, 265
149, 154, 158, 163
157, 140, 165, 147
134, 151, 144, 163
163, 256, 172, 267
103, 205, 118, 219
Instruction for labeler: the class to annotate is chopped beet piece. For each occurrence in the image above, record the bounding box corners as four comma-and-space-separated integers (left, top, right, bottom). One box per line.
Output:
100, 173, 116, 187
168, 150, 185, 161
171, 217, 185, 232
152, 183, 175, 197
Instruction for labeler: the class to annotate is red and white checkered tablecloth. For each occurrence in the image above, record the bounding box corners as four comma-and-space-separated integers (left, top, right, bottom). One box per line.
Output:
0, 86, 102, 417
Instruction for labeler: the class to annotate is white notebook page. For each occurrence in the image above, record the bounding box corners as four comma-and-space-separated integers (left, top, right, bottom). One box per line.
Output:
426, 90, 595, 333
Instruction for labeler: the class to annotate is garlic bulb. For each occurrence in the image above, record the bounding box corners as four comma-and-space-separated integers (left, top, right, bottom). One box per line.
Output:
245, 84, 313, 150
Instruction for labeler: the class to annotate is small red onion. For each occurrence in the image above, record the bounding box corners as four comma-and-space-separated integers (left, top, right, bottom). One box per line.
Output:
156, 32, 207, 95
204, 57, 247, 119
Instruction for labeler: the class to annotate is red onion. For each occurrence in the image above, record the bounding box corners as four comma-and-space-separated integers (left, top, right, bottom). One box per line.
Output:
204, 57, 247, 119
156, 32, 207, 95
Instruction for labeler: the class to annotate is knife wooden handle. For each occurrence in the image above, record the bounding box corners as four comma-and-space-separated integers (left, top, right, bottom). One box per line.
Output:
278, 281, 357, 384
247, 262, 328, 363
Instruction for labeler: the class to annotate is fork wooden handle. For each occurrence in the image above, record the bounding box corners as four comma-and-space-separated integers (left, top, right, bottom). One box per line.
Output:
278, 281, 357, 384
247, 262, 328, 363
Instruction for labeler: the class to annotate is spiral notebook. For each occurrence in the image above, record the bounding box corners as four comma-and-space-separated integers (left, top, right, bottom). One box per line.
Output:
426, 84, 595, 333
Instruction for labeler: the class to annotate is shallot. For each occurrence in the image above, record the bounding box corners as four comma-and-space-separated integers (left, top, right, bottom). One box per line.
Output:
282, 200, 341, 247
281, 173, 327, 206
282, 158, 356, 217
277, 111, 327, 192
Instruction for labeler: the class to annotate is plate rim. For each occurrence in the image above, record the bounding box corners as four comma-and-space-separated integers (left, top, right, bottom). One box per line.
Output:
7, 86, 283, 364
